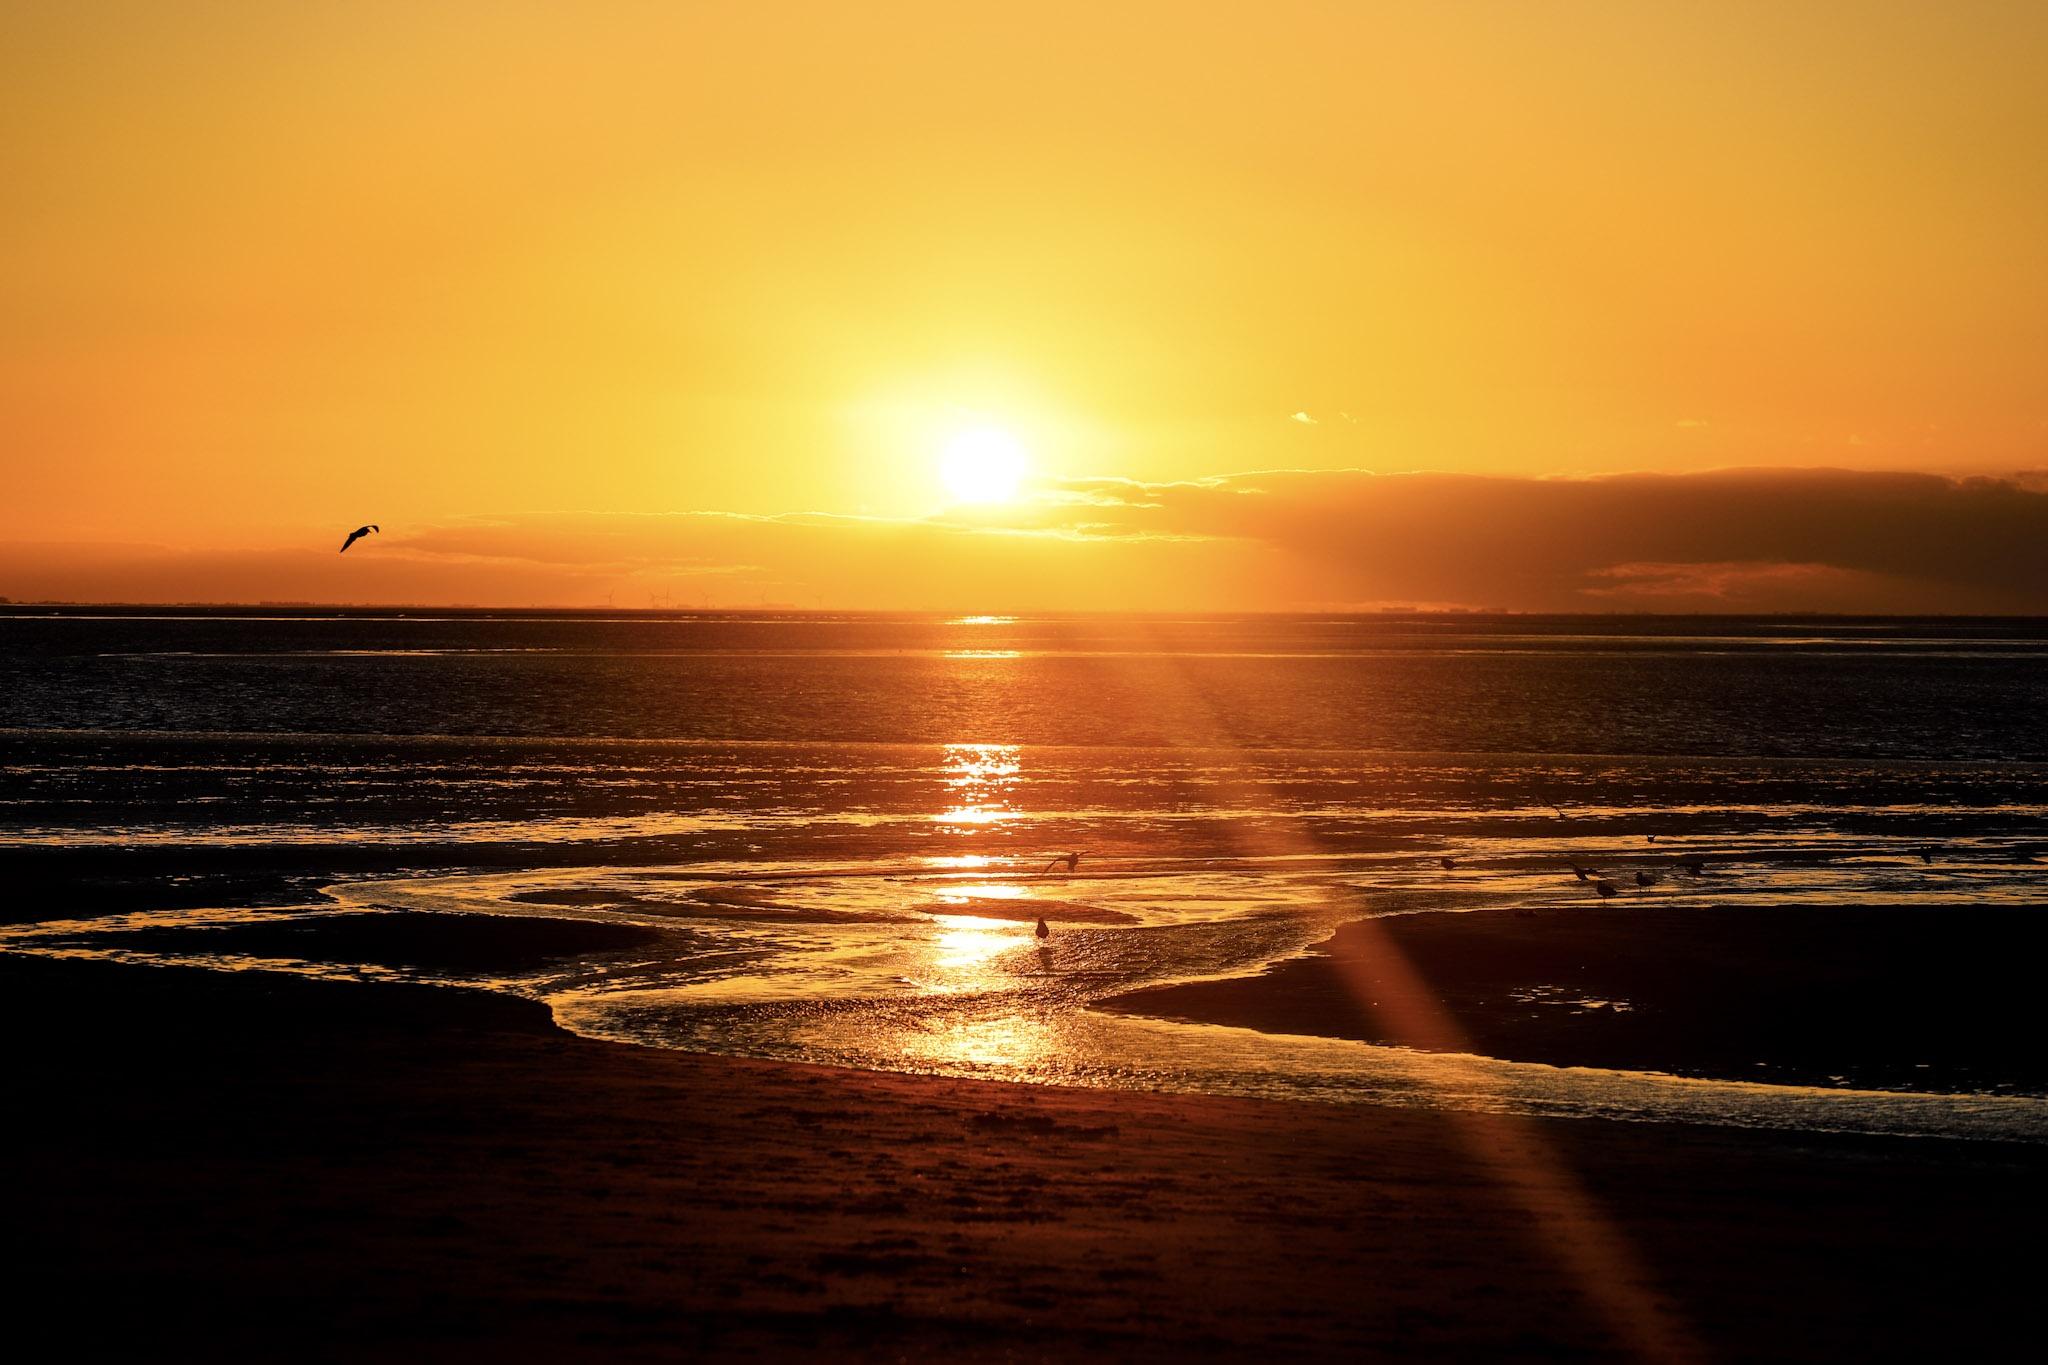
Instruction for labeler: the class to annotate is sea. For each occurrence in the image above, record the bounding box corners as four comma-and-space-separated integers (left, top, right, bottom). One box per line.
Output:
5, 608, 2047, 1140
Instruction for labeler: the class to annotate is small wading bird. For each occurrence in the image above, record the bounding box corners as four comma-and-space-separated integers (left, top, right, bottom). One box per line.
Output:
1594, 878, 1620, 898
1635, 869, 1657, 887
1439, 855, 1458, 871
1042, 851, 1082, 875
1568, 861, 1598, 882
339, 524, 380, 553
1677, 857, 1706, 875
1035, 916, 1050, 940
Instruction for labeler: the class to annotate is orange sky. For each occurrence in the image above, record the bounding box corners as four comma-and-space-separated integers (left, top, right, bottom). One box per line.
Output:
3, 3, 2045, 609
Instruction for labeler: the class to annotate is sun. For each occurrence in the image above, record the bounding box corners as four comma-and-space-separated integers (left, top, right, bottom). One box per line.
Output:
939, 426, 1028, 504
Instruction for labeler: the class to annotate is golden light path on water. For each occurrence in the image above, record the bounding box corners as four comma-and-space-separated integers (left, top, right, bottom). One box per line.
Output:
6, 732, 2047, 1148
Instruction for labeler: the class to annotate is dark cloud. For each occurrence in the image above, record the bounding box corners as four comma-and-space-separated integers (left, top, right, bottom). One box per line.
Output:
988, 467, 2048, 611
4, 468, 2044, 611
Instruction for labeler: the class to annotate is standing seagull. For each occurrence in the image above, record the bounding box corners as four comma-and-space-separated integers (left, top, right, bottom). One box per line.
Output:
339, 524, 380, 553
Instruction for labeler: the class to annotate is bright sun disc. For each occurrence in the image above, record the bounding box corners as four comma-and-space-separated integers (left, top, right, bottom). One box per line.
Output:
939, 427, 1028, 504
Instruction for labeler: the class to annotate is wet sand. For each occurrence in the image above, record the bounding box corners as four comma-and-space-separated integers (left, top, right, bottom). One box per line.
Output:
1105, 904, 2048, 1094
6, 955, 2042, 1361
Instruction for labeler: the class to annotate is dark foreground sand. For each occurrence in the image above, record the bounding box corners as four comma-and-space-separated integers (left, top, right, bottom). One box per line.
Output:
5, 956, 2042, 1363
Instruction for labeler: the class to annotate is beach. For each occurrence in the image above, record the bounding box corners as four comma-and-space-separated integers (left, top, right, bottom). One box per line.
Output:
14, 3, 2048, 1356
7, 953, 2043, 1361
6, 609, 2048, 1358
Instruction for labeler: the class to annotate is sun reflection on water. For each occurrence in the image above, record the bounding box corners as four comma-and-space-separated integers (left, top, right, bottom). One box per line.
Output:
936, 743, 1023, 829
909, 913, 1037, 994
934, 806, 1008, 826
902, 1012, 1061, 1072
935, 882, 1031, 904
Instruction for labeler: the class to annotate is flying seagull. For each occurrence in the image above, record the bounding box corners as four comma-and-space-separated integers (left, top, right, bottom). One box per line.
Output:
1042, 852, 1082, 875
339, 524, 380, 553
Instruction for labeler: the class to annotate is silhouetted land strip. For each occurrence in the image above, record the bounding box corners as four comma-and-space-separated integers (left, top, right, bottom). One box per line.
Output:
5, 956, 2043, 1360
1105, 904, 2048, 1093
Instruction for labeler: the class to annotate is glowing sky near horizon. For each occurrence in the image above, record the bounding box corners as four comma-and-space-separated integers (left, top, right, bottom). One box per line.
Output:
1, 2, 2045, 608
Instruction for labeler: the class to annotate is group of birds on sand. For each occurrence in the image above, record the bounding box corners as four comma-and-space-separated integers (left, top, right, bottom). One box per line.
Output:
1437, 821, 2040, 901
1428, 799, 1733, 900
1436, 846, 1708, 899
1024, 829, 2031, 935
1564, 856, 1693, 898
